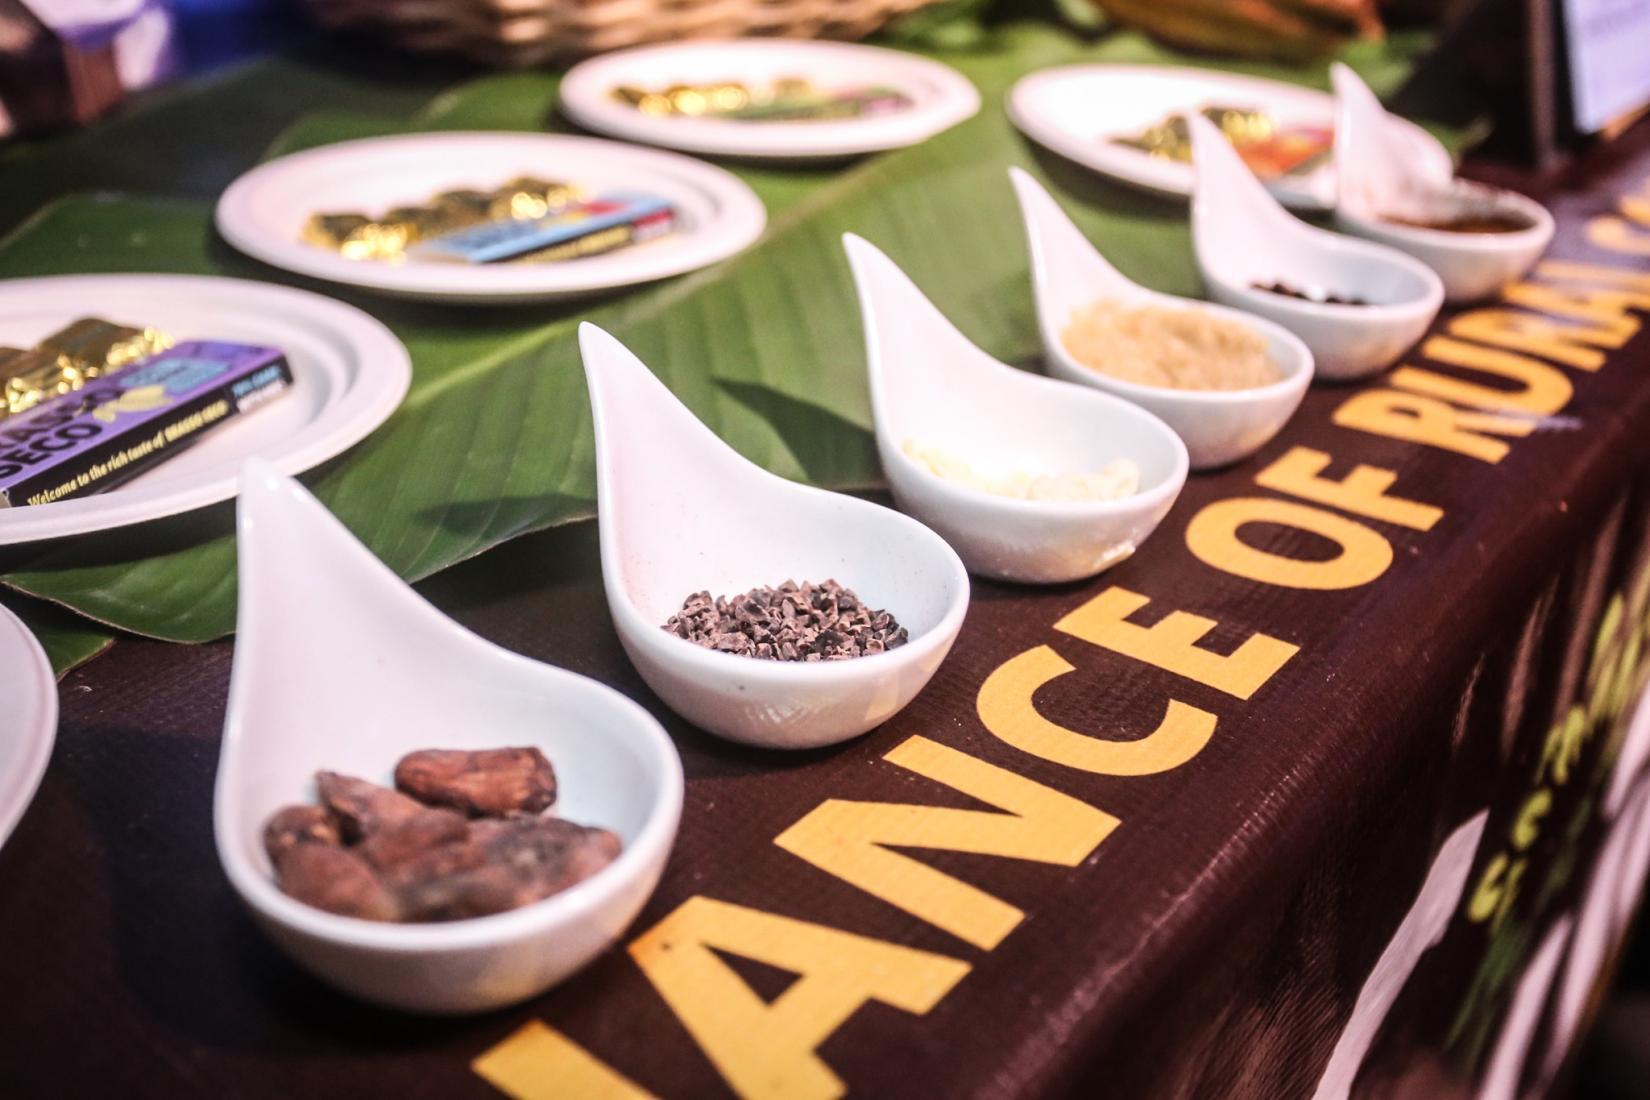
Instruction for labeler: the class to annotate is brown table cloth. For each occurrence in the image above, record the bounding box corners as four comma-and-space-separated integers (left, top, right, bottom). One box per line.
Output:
8, 121, 1650, 1100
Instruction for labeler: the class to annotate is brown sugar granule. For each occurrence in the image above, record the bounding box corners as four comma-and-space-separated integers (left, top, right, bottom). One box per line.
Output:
662, 579, 909, 662
395, 747, 557, 818
1060, 299, 1281, 391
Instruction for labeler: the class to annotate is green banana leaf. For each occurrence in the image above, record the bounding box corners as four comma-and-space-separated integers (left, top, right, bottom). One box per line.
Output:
1, 591, 113, 676
0, 22, 1453, 654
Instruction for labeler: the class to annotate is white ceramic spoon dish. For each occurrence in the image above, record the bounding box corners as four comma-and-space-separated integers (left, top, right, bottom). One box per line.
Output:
579, 323, 969, 751
216, 460, 684, 1015
1330, 64, 1553, 304
217, 132, 766, 303
1011, 168, 1312, 469
0, 275, 409, 546
843, 234, 1188, 584
0, 602, 56, 850
1006, 64, 1452, 211
560, 39, 980, 161
1188, 113, 1444, 382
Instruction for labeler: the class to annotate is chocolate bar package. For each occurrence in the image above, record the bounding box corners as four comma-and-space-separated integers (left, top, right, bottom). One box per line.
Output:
0, 340, 292, 508
409, 193, 676, 264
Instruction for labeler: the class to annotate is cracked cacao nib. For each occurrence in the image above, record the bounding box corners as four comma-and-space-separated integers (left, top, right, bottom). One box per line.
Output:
394, 747, 557, 817
662, 579, 909, 662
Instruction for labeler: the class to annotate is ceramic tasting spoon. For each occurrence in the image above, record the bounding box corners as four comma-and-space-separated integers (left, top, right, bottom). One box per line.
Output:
1188, 111, 1444, 381
578, 322, 969, 751
1331, 63, 1554, 304
1010, 167, 1313, 469
843, 232, 1188, 584
215, 459, 684, 1015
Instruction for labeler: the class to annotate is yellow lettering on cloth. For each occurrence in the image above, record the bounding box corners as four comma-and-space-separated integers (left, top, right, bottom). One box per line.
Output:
775, 736, 1117, 949
474, 1021, 655, 1100
1334, 390, 1533, 463
630, 897, 968, 1100
1396, 337, 1573, 416
978, 645, 1217, 775
1053, 586, 1299, 699
1255, 447, 1444, 533
1186, 498, 1394, 590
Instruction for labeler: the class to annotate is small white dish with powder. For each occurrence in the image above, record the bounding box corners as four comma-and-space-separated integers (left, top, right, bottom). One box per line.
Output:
1012, 168, 1313, 470
901, 440, 1140, 503
846, 233, 1187, 585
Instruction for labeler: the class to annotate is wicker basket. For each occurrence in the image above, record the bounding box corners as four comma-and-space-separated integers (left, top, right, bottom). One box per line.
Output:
301, 0, 944, 67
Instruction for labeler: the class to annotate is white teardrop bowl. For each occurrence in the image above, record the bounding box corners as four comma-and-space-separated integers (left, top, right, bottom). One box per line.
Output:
1188, 112, 1444, 381
1330, 63, 1554, 304
579, 323, 969, 751
842, 233, 1188, 584
1011, 167, 1313, 469
215, 459, 684, 1015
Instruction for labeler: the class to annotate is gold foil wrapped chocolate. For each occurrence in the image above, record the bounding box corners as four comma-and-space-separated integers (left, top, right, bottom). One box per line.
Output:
615, 82, 753, 118
489, 177, 580, 222
0, 348, 58, 417
39, 318, 169, 381
1112, 105, 1331, 178
1202, 106, 1277, 150
303, 177, 582, 262
1, 318, 171, 419
611, 76, 822, 118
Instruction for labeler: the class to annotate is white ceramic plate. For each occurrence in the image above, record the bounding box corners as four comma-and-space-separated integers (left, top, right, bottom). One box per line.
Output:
217, 132, 767, 302
559, 39, 981, 161
0, 275, 410, 545
1006, 64, 1453, 211
0, 602, 56, 849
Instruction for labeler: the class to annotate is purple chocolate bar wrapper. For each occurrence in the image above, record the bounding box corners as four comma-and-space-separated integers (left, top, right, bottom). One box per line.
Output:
0, 340, 291, 507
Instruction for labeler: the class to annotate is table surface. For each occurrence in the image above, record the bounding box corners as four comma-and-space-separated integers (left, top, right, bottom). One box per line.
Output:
6, 31, 1650, 1100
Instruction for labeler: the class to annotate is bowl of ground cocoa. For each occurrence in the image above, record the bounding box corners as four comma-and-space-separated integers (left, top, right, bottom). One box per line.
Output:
216, 461, 683, 1014
579, 323, 970, 750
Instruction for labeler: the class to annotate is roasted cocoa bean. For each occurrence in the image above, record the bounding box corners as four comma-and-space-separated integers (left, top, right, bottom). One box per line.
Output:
395, 863, 529, 922
263, 804, 341, 864
472, 816, 623, 901
394, 747, 557, 817
271, 752, 622, 924
272, 843, 399, 922
315, 772, 425, 841
356, 807, 470, 871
